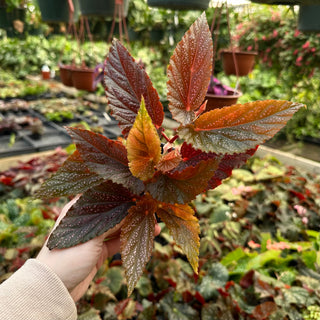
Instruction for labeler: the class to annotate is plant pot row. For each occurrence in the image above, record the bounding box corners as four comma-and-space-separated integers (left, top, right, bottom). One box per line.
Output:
59, 64, 103, 92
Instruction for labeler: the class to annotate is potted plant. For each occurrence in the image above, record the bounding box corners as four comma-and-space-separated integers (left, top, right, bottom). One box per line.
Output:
205, 76, 242, 111
71, 62, 104, 92
37, 13, 304, 296
220, 49, 258, 76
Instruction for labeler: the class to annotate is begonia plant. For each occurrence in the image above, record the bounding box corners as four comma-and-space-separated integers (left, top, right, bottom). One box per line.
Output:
37, 13, 304, 295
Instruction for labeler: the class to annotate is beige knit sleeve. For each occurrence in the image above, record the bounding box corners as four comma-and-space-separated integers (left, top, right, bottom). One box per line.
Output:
0, 259, 77, 320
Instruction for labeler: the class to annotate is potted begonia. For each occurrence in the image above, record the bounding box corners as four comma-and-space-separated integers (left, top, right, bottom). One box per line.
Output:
37, 13, 304, 296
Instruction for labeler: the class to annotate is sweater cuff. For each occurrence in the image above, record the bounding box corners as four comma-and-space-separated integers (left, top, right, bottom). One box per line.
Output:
0, 259, 77, 320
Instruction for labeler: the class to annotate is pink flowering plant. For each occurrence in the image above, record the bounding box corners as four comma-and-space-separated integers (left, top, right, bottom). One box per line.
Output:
236, 7, 320, 78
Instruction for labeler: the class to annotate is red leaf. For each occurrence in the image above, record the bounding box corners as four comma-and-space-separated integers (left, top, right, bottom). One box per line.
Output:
157, 203, 200, 273
47, 181, 135, 249
239, 270, 255, 289
67, 127, 144, 195
104, 40, 164, 137
179, 142, 257, 191
178, 100, 305, 153
252, 301, 277, 320
121, 199, 156, 295
36, 150, 104, 199
147, 159, 219, 204
156, 149, 182, 173
167, 13, 213, 125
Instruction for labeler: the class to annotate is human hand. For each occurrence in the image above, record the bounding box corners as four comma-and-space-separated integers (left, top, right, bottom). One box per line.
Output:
37, 196, 161, 301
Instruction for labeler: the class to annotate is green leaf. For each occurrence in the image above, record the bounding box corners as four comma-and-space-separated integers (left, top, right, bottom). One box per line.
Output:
47, 181, 134, 249
67, 127, 144, 195
167, 12, 213, 125
178, 100, 305, 154
282, 286, 312, 305
160, 292, 199, 320
120, 202, 156, 296
220, 247, 247, 267
78, 308, 102, 320
36, 150, 104, 199
136, 275, 153, 297
105, 40, 164, 137
198, 263, 229, 300
102, 267, 124, 295
246, 250, 281, 271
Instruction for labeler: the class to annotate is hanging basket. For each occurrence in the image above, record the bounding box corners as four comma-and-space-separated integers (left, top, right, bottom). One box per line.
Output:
221, 50, 258, 77
0, 6, 25, 30
298, 5, 320, 32
37, 0, 80, 23
147, 0, 210, 10
78, 0, 129, 18
205, 90, 242, 112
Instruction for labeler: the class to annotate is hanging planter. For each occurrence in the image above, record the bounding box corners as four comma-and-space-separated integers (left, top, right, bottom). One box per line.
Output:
221, 50, 258, 76
0, 6, 25, 30
78, 0, 129, 18
71, 64, 104, 92
298, 5, 320, 32
147, 0, 210, 10
37, 0, 80, 23
205, 77, 242, 111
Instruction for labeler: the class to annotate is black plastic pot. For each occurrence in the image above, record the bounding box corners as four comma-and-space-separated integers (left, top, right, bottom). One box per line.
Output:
78, 0, 129, 17
147, 0, 210, 10
0, 6, 25, 32
37, 0, 80, 23
298, 5, 320, 32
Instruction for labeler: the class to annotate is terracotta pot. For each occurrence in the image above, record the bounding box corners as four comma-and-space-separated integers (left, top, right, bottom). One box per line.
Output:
71, 65, 103, 92
221, 50, 258, 77
59, 64, 74, 87
42, 71, 50, 80
205, 90, 242, 112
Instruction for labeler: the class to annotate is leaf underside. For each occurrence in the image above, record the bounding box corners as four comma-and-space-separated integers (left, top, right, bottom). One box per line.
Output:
157, 204, 200, 273
67, 127, 144, 195
36, 150, 104, 199
121, 199, 156, 296
146, 158, 219, 204
167, 12, 213, 126
47, 181, 135, 249
178, 100, 305, 154
127, 98, 161, 181
104, 40, 164, 137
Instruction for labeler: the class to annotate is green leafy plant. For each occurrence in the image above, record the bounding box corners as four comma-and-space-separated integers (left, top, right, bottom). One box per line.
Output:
37, 13, 304, 295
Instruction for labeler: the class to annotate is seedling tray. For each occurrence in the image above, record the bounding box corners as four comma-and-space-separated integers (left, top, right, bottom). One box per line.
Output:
0, 107, 122, 158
